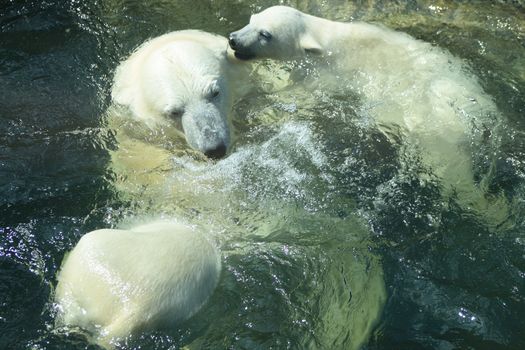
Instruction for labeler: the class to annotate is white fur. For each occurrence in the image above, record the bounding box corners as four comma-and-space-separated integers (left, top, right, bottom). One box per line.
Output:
54, 220, 221, 348
112, 30, 244, 157
230, 6, 507, 225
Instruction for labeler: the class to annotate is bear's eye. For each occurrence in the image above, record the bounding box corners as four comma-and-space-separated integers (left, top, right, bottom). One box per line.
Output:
259, 30, 272, 40
208, 86, 220, 99
169, 108, 184, 119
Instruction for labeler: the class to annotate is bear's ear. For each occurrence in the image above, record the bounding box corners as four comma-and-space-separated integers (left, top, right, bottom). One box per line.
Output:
300, 34, 323, 55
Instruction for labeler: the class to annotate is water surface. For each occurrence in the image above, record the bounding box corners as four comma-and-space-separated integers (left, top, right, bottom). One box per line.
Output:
1, 1, 524, 349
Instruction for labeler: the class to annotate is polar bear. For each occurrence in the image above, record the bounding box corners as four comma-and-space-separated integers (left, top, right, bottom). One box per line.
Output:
229, 6, 508, 227
54, 220, 221, 349
112, 30, 245, 158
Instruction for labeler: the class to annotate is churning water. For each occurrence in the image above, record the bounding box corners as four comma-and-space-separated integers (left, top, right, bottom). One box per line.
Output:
1, 1, 524, 349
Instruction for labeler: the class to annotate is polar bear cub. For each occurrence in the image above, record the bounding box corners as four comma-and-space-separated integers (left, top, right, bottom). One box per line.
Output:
229, 6, 507, 226
54, 220, 221, 348
113, 30, 241, 158
228, 5, 422, 60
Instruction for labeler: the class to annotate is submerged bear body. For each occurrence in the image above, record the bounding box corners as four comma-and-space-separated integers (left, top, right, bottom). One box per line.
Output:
55, 221, 221, 348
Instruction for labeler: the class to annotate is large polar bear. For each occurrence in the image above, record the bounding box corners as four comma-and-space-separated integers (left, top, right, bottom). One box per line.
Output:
54, 220, 221, 349
54, 30, 242, 348
112, 30, 245, 158
72, 25, 387, 350
229, 6, 507, 227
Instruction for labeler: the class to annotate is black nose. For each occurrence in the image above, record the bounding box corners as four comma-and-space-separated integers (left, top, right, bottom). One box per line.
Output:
228, 34, 238, 50
204, 143, 227, 159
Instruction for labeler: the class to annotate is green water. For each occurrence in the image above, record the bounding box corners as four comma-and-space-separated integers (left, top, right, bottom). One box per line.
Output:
1, 1, 524, 349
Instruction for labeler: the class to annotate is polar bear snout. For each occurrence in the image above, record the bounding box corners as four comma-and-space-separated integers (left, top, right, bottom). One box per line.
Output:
228, 29, 258, 60
228, 33, 239, 50
181, 102, 230, 159
204, 142, 227, 159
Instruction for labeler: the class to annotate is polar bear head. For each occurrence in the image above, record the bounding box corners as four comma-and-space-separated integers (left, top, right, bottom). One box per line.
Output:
228, 6, 323, 60
113, 31, 235, 158
143, 41, 231, 158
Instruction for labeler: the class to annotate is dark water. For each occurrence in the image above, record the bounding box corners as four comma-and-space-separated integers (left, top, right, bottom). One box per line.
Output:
1, 0, 524, 349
